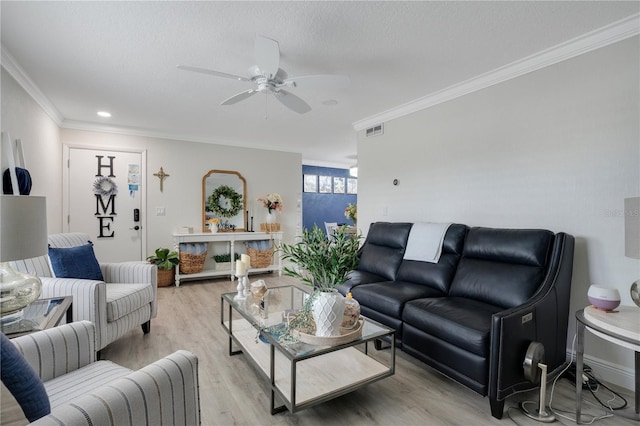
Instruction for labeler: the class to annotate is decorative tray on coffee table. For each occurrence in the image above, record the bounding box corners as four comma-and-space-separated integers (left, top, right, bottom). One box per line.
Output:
291, 318, 364, 346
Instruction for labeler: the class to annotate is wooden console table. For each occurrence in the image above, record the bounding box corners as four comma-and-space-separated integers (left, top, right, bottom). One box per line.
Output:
172, 232, 283, 286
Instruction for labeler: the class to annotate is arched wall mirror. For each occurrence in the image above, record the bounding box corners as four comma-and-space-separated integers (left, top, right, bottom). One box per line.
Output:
202, 170, 247, 232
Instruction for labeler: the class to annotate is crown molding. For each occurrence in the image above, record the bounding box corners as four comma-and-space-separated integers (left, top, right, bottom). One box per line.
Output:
1, 46, 64, 125
353, 13, 640, 132
60, 119, 304, 155
302, 159, 352, 169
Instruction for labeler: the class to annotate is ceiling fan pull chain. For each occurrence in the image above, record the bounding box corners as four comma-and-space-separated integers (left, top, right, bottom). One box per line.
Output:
264, 92, 268, 120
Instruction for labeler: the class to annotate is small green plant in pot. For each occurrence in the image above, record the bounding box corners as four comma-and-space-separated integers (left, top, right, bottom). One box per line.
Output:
147, 248, 179, 287
212, 253, 240, 271
212, 253, 240, 263
279, 225, 360, 337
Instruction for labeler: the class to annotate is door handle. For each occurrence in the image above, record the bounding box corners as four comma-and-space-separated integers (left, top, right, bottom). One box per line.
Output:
130, 225, 140, 231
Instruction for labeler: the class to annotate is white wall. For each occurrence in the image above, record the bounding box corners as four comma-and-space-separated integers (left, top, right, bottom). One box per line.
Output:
59, 129, 301, 255
2, 68, 302, 259
357, 36, 639, 387
1, 68, 62, 231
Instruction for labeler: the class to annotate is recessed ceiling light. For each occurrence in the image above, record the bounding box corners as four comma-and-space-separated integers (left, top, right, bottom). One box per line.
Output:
322, 99, 338, 106
97, 111, 111, 118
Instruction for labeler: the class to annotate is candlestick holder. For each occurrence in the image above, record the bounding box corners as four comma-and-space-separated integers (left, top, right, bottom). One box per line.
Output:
243, 276, 251, 298
234, 273, 247, 299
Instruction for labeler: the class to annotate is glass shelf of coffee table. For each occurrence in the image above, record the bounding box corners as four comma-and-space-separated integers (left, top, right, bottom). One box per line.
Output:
221, 285, 395, 414
1, 296, 73, 338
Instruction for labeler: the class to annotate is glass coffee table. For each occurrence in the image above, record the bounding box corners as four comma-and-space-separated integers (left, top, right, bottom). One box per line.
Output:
221, 285, 395, 414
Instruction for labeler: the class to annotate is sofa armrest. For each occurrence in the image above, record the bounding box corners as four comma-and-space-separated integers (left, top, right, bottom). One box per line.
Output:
101, 262, 158, 318
488, 233, 575, 403
11, 321, 96, 382
100, 261, 156, 285
31, 350, 200, 426
40, 277, 108, 350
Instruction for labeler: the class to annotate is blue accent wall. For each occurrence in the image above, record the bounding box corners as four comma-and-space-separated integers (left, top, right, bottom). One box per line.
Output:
302, 165, 357, 235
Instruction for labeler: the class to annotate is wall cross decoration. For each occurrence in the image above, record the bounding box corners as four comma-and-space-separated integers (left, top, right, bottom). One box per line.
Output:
153, 167, 170, 192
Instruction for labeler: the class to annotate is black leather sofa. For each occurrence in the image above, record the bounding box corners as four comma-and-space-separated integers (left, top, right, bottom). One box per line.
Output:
338, 222, 575, 419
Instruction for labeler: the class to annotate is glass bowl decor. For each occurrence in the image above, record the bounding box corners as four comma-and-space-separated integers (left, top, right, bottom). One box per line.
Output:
250, 279, 268, 298
630, 281, 640, 308
342, 292, 361, 329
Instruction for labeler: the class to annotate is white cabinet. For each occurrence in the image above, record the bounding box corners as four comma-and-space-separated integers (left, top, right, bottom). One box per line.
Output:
172, 232, 283, 286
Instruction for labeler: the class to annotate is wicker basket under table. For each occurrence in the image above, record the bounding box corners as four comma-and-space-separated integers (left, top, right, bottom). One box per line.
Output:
246, 246, 274, 268
179, 252, 207, 274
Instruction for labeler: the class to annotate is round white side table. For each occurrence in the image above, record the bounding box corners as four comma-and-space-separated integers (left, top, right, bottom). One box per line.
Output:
575, 305, 640, 424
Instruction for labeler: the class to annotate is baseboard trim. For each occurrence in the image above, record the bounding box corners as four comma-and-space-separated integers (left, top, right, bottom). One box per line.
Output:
567, 349, 636, 391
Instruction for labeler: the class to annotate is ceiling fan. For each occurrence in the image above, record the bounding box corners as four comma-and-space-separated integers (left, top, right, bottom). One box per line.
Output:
177, 34, 350, 114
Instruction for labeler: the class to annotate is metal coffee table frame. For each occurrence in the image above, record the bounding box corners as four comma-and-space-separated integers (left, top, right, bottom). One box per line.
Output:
221, 285, 395, 414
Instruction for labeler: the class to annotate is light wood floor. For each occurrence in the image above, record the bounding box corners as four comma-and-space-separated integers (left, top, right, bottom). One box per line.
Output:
3, 274, 638, 425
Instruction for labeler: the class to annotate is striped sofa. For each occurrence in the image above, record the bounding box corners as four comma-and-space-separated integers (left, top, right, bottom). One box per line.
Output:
10, 233, 157, 351
7, 321, 200, 425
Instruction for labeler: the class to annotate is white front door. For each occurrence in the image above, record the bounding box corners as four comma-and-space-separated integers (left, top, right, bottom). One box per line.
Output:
64, 146, 146, 262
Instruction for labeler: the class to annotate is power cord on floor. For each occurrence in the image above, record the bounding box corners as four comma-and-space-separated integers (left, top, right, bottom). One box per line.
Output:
582, 368, 628, 411
548, 334, 619, 424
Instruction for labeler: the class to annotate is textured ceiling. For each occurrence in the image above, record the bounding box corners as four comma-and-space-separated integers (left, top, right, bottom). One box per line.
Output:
1, 1, 638, 166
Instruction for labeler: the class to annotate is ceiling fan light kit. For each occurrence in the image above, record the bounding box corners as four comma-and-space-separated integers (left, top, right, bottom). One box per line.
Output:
178, 34, 349, 115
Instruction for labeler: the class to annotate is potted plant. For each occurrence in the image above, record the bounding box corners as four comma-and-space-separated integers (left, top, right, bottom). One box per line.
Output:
279, 225, 360, 337
147, 248, 179, 287
344, 203, 357, 227
212, 253, 240, 271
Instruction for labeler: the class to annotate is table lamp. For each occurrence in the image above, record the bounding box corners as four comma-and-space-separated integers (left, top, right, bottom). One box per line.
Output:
625, 197, 640, 308
0, 195, 47, 321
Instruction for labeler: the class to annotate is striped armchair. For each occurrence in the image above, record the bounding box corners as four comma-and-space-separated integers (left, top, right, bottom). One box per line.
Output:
10, 233, 157, 351
6, 321, 200, 425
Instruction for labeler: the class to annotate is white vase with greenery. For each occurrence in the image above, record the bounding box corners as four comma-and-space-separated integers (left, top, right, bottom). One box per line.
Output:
311, 290, 345, 337
279, 225, 360, 337
265, 211, 277, 224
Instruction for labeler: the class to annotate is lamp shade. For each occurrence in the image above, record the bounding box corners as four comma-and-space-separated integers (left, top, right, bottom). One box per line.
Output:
0, 195, 47, 262
625, 197, 640, 259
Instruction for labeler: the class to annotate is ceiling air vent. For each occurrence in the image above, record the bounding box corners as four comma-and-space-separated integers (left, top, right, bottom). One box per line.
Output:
365, 124, 384, 137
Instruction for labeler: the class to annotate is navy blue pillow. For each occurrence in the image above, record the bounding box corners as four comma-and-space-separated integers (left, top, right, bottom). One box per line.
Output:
2, 167, 32, 195
0, 333, 51, 422
49, 244, 104, 281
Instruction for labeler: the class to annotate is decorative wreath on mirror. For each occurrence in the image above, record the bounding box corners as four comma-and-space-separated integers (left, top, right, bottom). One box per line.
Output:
207, 185, 243, 218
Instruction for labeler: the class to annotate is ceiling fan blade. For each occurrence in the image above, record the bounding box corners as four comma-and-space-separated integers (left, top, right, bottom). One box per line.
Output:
221, 89, 256, 106
283, 74, 351, 90
274, 89, 311, 114
254, 35, 280, 78
177, 65, 249, 82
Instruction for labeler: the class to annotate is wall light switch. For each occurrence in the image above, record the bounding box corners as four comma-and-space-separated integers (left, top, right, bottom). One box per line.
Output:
156, 207, 166, 216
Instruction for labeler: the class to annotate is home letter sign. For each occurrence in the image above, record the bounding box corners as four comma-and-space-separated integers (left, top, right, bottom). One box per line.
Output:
93, 155, 118, 238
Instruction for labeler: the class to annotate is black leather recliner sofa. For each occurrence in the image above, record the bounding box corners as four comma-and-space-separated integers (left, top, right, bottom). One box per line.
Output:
338, 222, 575, 419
